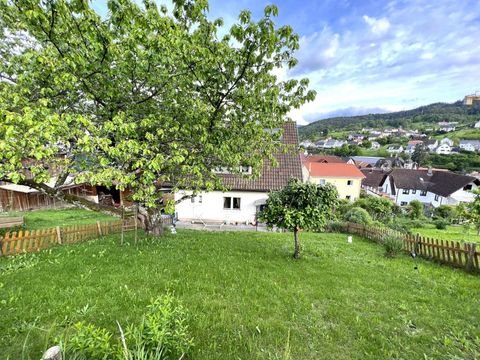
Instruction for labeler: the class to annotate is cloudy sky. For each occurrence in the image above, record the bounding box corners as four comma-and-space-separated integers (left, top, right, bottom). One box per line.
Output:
93, 0, 480, 125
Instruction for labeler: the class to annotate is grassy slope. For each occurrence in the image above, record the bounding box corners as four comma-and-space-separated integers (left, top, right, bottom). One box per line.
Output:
0, 230, 479, 359
412, 224, 480, 243
4, 208, 116, 230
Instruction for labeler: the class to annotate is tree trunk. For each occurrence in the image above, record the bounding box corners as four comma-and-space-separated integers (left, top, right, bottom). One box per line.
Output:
137, 206, 164, 236
293, 227, 300, 259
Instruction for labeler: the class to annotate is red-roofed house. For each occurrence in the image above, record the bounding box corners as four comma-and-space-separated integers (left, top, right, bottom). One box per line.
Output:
303, 162, 365, 201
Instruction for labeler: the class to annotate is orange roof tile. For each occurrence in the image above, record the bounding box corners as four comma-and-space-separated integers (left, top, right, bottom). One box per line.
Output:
307, 163, 366, 178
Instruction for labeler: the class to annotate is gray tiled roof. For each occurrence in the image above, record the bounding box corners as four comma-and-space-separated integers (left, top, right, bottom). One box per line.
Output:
220, 121, 303, 192
382, 169, 478, 197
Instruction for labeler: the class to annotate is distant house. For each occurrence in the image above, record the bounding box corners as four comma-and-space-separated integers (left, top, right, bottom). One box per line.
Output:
387, 145, 404, 155
349, 156, 384, 168
440, 138, 454, 147
315, 140, 326, 148
302, 154, 345, 164
370, 141, 380, 150
348, 133, 365, 141
303, 163, 365, 202
405, 140, 424, 155
379, 168, 479, 207
375, 157, 405, 170
175, 122, 303, 224
323, 139, 346, 149
435, 143, 451, 155
474, 120, 480, 129
361, 169, 390, 197
299, 140, 316, 148
423, 139, 438, 152
459, 140, 480, 152
438, 122, 456, 132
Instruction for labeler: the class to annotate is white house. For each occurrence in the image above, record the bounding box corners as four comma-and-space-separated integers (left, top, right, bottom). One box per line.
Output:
387, 145, 404, 155
323, 139, 346, 149
474, 120, 480, 128
175, 121, 303, 224
379, 168, 479, 207
459, 140, 480, 152
370, 141, 380, 150
440, 138, 454, 147
438, 122, 456, 132
405, 140, 424, 155
423, 139, 438, 152
435, 143, 451, 155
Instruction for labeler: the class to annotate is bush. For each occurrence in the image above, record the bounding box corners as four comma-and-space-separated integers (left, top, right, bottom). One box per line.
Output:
388, 222, 412, 235
327, 221, 345, 233
433, 205, 455, 222
383, 236, 404, 258
407, 200, 424, 220
62, 294, 193, 359
343, 207, 372, 225
435, 219, 448, 230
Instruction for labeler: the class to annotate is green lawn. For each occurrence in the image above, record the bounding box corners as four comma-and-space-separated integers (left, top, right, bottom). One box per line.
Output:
412, 224, 480, 243
0, 230, 479, 359
4, 208, 117, 230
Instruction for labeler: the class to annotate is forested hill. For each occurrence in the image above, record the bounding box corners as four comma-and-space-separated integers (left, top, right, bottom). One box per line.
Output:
298, 101, 480, 140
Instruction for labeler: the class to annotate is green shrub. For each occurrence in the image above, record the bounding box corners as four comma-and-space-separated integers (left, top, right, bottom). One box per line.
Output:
433, 205, 455, 222
435, 219, 448, 230
383, 236, 404, 258
407, 200, 424, 220
343, 207, 372, 225
67, 322, 113, 359
388, 222, 412, 235
62, 294, 193, 359
327, 221, 345, 233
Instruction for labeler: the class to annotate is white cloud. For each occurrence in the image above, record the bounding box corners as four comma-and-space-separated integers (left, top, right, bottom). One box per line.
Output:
363, 15, 391, 36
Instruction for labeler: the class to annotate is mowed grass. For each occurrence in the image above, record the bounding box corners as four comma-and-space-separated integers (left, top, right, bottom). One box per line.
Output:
1, 230, 479, 359
412, 223, 480, 243
6, 208, 116, 230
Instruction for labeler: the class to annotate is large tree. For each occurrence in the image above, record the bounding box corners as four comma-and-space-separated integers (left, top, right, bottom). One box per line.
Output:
0, 0, 315, 234
259, 179, 338, 259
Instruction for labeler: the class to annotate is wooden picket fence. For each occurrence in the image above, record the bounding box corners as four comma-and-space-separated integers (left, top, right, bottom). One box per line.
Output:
340, 222, 480, 273
0, 217, 172, 257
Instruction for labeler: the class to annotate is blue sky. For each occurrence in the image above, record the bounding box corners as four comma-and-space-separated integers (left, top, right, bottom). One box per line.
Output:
92, 0, 480, 125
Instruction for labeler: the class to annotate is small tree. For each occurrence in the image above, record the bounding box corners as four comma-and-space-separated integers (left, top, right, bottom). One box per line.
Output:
408, 200, 424, 220
259, 179, 338, 259
354, 195, 394, 222
467, 189, 480, 235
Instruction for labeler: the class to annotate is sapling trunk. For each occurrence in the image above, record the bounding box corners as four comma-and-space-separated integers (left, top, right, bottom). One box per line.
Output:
293, 227, 300, 259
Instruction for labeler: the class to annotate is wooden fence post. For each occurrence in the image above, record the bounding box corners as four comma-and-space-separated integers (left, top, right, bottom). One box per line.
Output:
0, 236, 3, 256
56, 226, 62, 244
97, 221, 103, 237
466, 243, 476, 272
414, 233, 420, 255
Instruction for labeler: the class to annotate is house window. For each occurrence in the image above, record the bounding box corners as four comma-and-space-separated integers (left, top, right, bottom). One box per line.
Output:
402, 189, 409, 194
319, 179, 326, 185
434, 194, 439, 201
464, 184, 473, 190
412, 189, 416, 194
224, 197, 241, 210
199, 195, 203, 204
401, 201, 408, 206
347, 180, 353, 186
346, 195, 351, 200
191, 197, 195, 203
420, 190, 427, 196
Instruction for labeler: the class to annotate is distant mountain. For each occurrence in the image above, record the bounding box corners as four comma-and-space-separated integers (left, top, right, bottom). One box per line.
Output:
298, 101, 480, 140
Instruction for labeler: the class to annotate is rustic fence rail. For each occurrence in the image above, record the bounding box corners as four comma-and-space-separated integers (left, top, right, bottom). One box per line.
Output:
0, 217, 173, 256
340, 222, 480, 273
